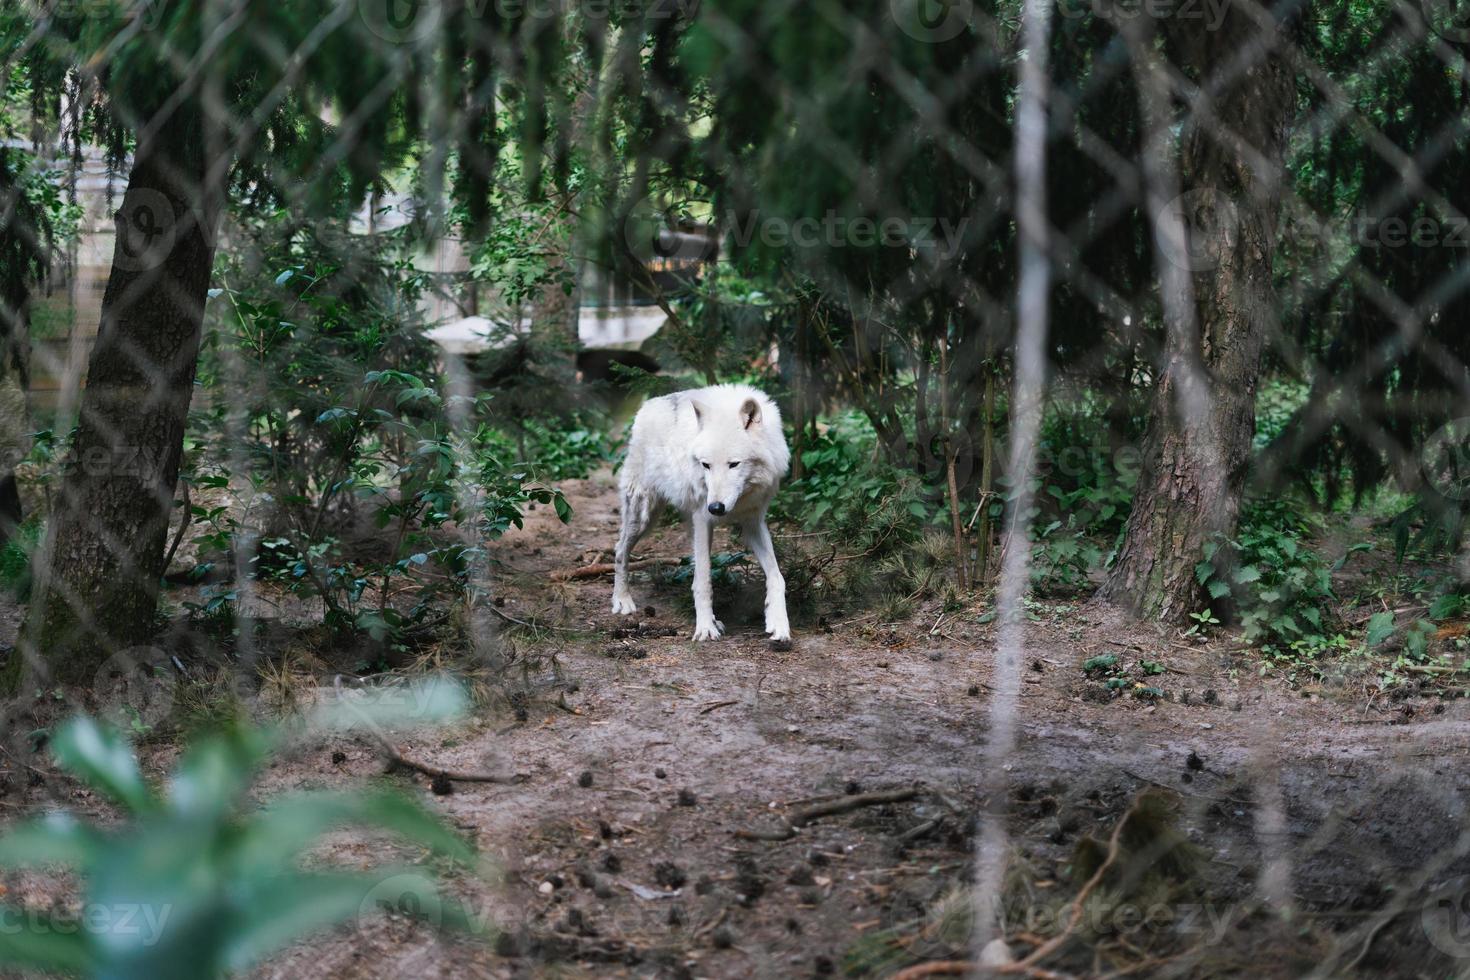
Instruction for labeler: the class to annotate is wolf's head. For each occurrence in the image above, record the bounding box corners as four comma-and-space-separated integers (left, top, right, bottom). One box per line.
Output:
689, 396, 778, 518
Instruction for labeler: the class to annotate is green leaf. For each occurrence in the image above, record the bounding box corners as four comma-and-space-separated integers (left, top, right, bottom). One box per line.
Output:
51, 717, 155, 814
1206, 580, 1232, 599
231, 790, 474, 877
0, 912, 97, 973
0, 812, 102, 868
1429, 593, 1464, 621
1366, 611, 1396, 647
1233, 565, 1262, 584
1194, 561, 1214, 585
168, 725, 273, 819
305, 677, 470, 734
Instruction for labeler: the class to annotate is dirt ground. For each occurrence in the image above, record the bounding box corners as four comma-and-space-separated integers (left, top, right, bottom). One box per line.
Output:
4, 469, 1470, 978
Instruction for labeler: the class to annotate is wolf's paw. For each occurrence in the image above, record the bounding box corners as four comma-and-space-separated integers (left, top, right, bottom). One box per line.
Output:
692, 620, 724, 642
611, 594, 638, 615
765, 620, 791, 643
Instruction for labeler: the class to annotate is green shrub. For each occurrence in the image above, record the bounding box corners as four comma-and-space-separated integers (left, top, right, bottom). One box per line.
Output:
773, 412, 932, 601
187, 217, 576, 649
0, 680, 479, 979
1197, 500, 1335, 651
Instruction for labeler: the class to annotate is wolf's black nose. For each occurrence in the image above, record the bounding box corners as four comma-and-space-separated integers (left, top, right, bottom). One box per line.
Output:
707, 502, 726, 516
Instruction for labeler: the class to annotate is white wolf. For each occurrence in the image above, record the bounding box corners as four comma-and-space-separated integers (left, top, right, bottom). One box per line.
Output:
612, 384, 792, 642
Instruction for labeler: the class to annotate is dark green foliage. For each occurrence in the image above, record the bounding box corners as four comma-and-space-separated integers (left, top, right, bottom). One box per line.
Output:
187, 212, 579, 648
1196, 501, 1336, 651
0, 683, 477, 979
771, 411, 935, 603
0, 517, 40, 599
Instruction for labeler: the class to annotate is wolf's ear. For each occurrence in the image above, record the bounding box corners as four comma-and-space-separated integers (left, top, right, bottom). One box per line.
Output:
740, 398, 762, 430
690, 399, 709, 429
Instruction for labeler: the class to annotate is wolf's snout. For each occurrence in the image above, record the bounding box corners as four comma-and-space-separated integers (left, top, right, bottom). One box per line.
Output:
707, 502, 726, 516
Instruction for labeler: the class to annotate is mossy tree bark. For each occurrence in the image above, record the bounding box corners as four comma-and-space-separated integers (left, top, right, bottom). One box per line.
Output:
1098, 4, 1294, 623
11, 107, 219, 692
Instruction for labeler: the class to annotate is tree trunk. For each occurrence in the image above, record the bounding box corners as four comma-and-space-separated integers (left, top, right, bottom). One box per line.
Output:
1098, 4, 1293, 623
0, 150, 37, 550
13, 108, 219, 690
0, 311, 28, 552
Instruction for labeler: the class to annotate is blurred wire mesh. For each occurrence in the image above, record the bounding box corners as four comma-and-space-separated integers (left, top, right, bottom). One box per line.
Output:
2, 0, 1470, 975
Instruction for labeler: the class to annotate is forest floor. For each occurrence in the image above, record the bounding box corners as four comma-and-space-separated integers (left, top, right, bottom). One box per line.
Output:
3, 469, 1470, 978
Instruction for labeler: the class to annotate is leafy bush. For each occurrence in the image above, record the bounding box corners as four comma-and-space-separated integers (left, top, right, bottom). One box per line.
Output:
0, 681, 479, 979
479, 415, 614, 482
1030, 518, 1104, 595
773, 411, 933, 602
187, 215, 576, 648
1022, 406, 1140, 593
1035, 407, 1138, 539
1197, 500, 1336, 651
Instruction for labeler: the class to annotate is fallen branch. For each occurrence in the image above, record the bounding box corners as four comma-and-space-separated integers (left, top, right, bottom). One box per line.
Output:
890, 795, 1150, 980
734, 786, 924, 841
549, 557, 681, 581
892, 961, 1070, 980
896, 816, 943, 844
487, 604, 589, 633
331, 676, 528, 785
698, 699, 740, 715
1004, 792, 1138, 972
382, 745, 527, 784
891, 964, 971, 979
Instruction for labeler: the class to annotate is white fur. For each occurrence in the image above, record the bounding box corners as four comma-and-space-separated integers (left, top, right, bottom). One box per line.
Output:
612, 384, 792, 642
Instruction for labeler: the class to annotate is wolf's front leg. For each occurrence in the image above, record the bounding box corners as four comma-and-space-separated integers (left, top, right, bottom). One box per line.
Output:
691, 516, 724, 640
743, 516, 790, 642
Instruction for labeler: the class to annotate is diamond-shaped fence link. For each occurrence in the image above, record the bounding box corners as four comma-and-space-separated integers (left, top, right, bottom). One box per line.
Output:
1, 0, 1470, 974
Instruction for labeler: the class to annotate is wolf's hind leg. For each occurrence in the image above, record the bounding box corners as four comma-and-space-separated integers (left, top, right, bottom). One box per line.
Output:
612, 486, 653, 615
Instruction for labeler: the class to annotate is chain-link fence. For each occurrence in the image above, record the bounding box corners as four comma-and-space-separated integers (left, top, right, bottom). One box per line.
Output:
3, 0, 1470, 976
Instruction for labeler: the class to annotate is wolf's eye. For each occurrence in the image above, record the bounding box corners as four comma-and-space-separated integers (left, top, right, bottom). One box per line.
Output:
700, 461, 710, 469
728, 461, 740, 469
